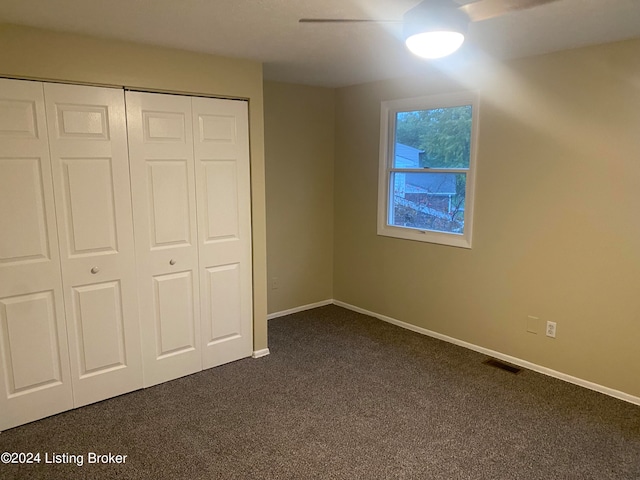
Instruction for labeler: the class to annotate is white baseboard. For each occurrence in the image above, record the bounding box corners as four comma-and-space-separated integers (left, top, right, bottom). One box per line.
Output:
333, 300, 640, 406
267, 299, 333, 320
252, 348, 270, 359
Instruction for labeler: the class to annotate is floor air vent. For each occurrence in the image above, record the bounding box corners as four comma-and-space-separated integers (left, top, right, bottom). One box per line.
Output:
483, 358, 522, 374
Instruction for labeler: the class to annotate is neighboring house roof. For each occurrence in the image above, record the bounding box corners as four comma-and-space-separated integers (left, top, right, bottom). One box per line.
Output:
395, 143, 422, 168
405, 173, 457, 195
396, 143, 456, 195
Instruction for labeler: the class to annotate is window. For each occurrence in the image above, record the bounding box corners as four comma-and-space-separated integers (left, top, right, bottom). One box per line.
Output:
377, 92, 478, 248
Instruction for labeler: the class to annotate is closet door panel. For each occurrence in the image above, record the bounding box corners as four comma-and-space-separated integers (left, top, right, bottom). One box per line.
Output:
126, 92, 202, 387
153, 271, 197, 355
0, 79, 73, 430
59, 157, 118, 255
44, 83, 142, 407
146, 159, 192, 248
192, 98, 252, 369
71, 281, 126, 376
0, 158, 49, 263
205, 263, 242, 343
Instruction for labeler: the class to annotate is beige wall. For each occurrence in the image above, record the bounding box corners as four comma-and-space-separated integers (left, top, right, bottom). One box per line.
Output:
334, 38, 640, 398
264, 82, 335, 313
0, 24, 268, 351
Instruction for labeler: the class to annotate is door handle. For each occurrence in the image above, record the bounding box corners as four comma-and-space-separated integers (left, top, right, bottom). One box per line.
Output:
169, 259, 176, 265
90, 267, 99, 274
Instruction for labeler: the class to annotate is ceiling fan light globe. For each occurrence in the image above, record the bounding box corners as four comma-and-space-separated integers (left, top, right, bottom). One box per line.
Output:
405, 31, 465, 59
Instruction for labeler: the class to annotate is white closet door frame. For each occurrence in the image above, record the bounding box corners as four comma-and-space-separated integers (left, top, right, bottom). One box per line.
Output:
126, 91, 202, 387
192, 97, 253, 368
44, 83, 143, 407
0, 79, 73, 430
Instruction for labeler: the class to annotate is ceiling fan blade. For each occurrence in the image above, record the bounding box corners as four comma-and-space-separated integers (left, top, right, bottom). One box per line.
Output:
299, 18, 401, 24
460, 0, 559, 22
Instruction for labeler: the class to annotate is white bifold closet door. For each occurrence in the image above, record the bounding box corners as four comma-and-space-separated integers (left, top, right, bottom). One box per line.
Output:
0, 80, 252, 429
126, 92, 203, 387
126, 91, 253, 386
43, 83, 143, 407
0, 79, 74, 430
192, 97, 253, 369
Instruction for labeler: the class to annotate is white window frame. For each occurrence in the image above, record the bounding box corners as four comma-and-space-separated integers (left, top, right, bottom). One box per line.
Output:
377, 91, 479, 248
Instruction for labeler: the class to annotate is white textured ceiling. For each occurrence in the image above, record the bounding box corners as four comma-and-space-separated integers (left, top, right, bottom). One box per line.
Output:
1, 0, 639, 87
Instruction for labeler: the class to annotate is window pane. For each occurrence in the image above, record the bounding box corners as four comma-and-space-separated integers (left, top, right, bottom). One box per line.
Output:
394, 105, 472, 169
390, 172, 466, 234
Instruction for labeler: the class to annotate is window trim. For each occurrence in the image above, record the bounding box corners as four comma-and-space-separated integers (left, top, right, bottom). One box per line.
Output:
377, 91, 479, 248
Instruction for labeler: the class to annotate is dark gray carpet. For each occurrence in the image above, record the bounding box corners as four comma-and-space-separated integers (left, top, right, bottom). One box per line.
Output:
1, 305, 639, 479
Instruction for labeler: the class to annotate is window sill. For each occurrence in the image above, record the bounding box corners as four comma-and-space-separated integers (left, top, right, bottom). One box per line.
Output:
377, 224, 472, 249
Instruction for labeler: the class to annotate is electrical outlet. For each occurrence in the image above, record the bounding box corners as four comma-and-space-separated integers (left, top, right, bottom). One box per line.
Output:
546, 321, 557, 338
271, 277, 279, 290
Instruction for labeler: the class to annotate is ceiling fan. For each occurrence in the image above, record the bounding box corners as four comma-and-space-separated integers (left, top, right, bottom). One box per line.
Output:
300, 0, 559, 59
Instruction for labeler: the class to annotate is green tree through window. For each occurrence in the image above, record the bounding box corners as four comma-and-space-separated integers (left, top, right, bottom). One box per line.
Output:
396, 106, 472, 169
